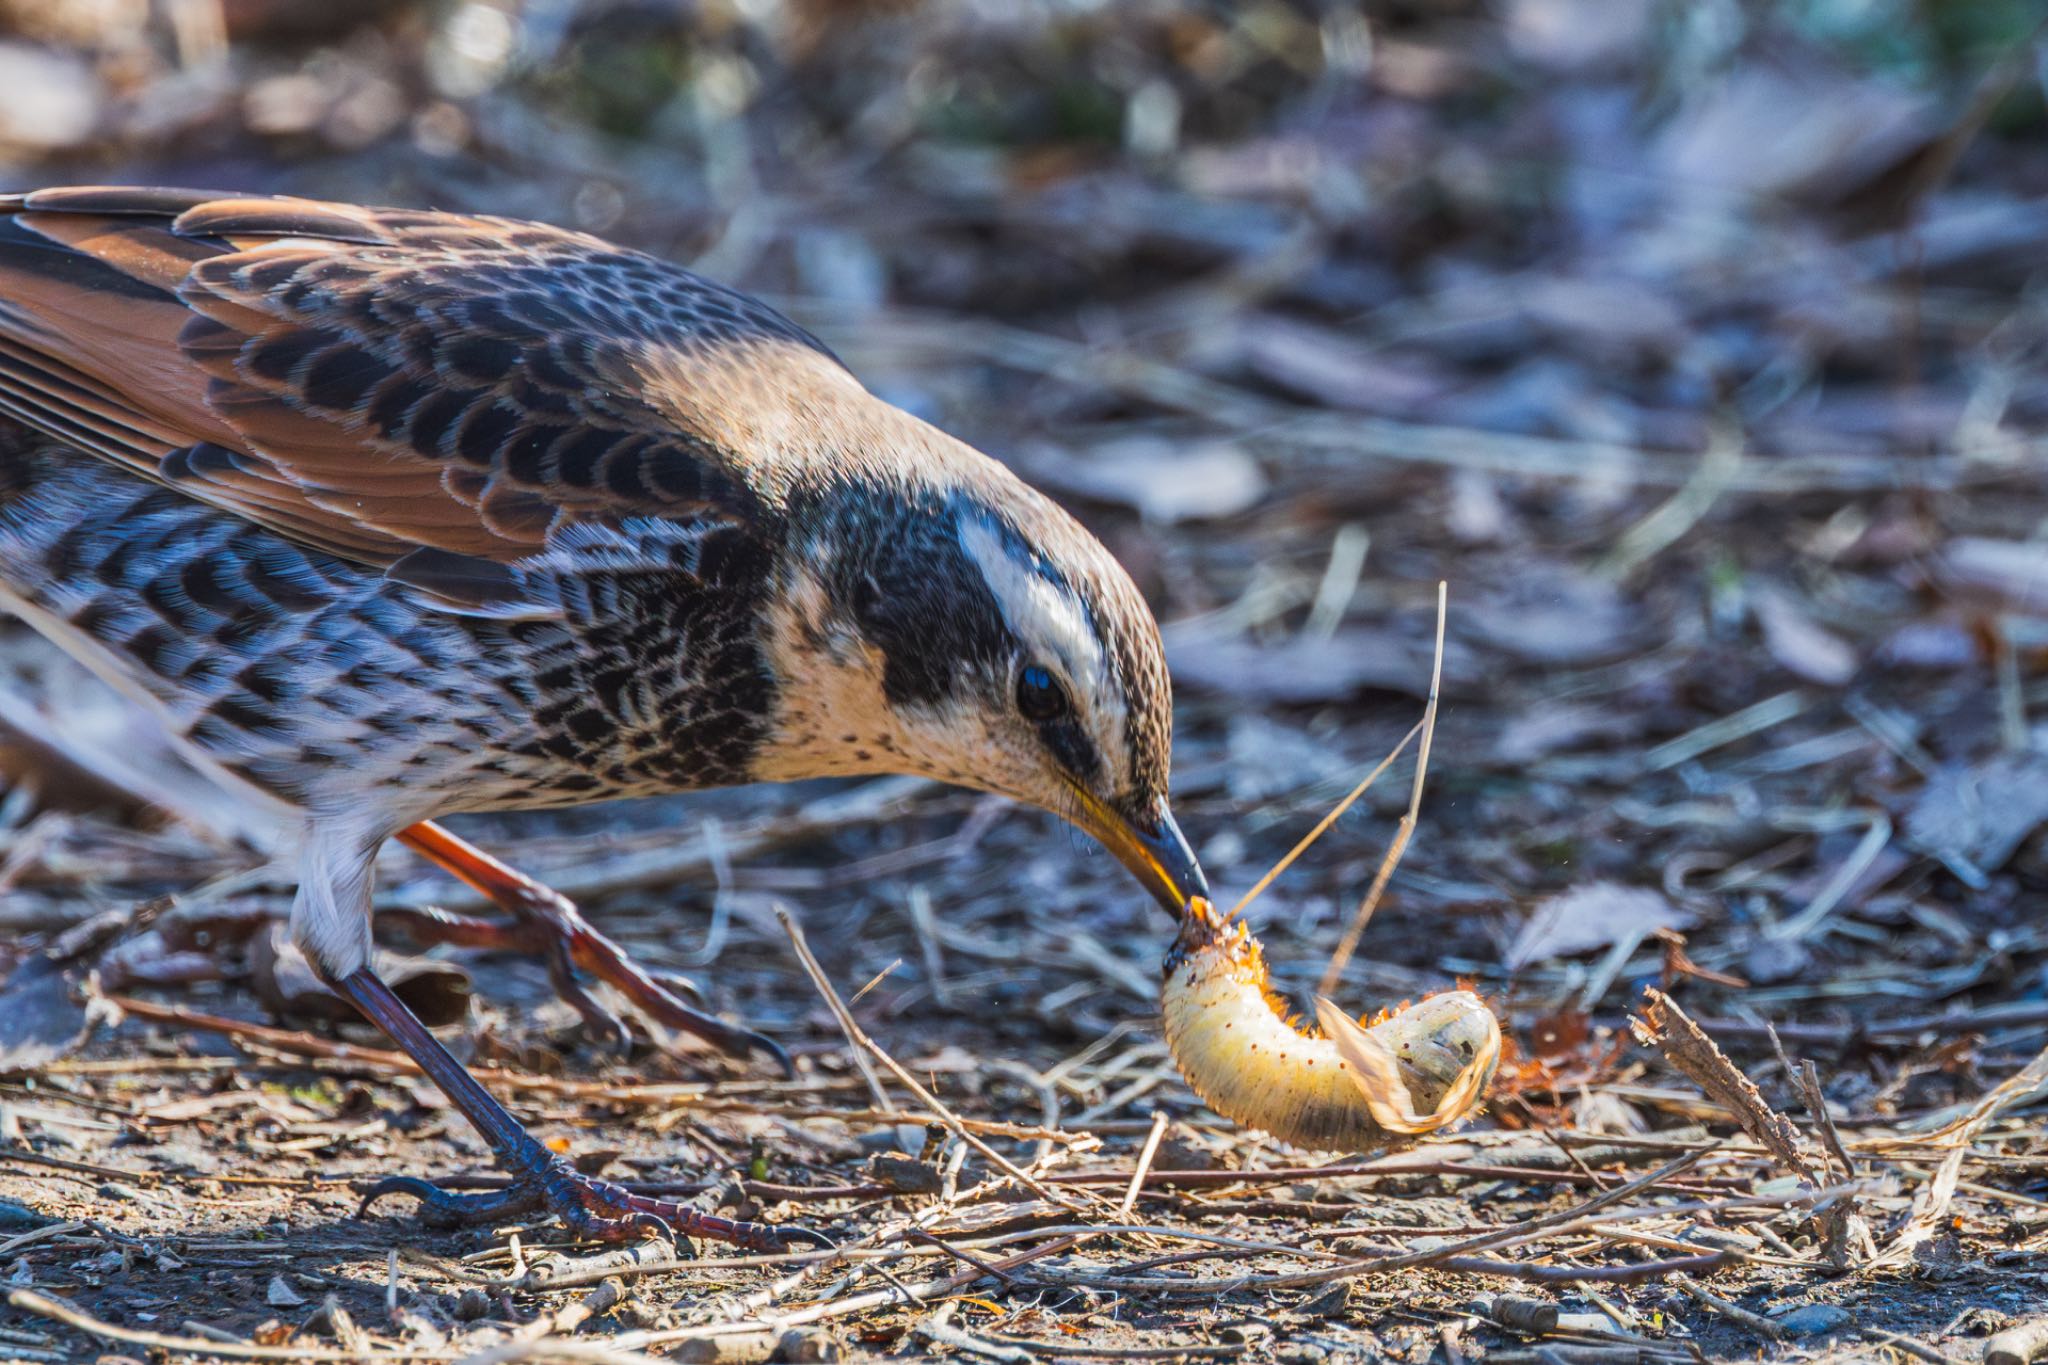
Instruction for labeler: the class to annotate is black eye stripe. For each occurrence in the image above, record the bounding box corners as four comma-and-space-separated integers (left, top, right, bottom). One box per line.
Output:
1040, 717, 1102, 782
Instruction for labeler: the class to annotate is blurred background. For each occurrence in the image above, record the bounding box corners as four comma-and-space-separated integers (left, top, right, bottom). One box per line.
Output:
3, 0, 2048, 1127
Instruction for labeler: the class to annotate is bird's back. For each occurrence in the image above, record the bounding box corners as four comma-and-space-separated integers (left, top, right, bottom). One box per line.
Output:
0, 187, 856, 815
0, 185, 1175, 825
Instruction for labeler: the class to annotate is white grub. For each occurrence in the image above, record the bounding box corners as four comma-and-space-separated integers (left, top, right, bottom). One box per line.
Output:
1162, 898, 1500, 1153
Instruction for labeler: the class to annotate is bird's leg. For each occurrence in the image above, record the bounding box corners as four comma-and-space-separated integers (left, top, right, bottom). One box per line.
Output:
383, 820, 788, 1074
336, 965, 817, 1249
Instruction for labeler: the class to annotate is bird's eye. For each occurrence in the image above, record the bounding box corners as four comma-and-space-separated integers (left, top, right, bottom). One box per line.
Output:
1016, 664, 1071, 722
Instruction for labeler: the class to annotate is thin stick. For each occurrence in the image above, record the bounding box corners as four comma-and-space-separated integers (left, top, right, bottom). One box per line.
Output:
9, 1289, 438, 1362
1438, 1251, 1731, 1284
1319, 582, 1447, 997
1672, 1273, 1784, 1342
1119, 1111, 1170, 1220
779, 906, 898, 1115
1228, 722, 1422, 919
777, 907, 1079, 1207
620, 1234, 1093, 1351
453, 1342, 673, 1365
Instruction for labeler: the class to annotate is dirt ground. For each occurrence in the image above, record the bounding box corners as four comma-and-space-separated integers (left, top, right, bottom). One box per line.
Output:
4, 1, 2048, 1361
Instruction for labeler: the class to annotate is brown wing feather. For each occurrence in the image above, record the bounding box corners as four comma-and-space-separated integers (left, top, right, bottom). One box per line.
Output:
0, 185, 841, 567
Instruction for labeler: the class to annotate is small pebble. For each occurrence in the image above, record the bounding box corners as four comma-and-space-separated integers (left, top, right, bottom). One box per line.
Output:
0, 1200, 53, 1232
865, 1152, 942, 1194
779, 1326, 843, 1362
854, 1124, 929, 1157
1774, 1304, 1853, 1337
1299, 1282, 1354, 1319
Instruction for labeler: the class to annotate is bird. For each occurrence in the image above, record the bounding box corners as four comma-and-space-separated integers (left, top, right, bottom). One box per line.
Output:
0, 185, 1208, 1248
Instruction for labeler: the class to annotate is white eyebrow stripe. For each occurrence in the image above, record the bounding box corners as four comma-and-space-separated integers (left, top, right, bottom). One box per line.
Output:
957, 515, 1128, 769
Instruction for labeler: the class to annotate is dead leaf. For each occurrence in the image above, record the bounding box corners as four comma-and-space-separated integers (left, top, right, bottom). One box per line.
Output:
1904, 752, 2048, 877
248, 924, 472, 1028
1466, 569, 1642, 666
1940, 537, 2048, 616
1504, 0, 1652, 71
1877, 619, 1978, 670
1517, 275, 1687, 357
1507, 882, 1695, 971
1023, 437, 1267, 525
1235, 315, 1454, 415
1659, 62, 1934, 203
0, 953, 93, 1072
1754, 587, 1858, 685
1165, 622, 1474, 703
1494, 700, 1647, 765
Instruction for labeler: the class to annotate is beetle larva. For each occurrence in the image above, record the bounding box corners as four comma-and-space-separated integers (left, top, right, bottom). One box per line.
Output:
1161, 897, 1500, 1152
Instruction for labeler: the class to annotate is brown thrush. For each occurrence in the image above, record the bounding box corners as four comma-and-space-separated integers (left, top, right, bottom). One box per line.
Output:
0, 186, 1205, 1246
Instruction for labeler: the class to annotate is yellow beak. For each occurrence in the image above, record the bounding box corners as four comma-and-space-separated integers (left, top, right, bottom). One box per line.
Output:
1068, 785, 1209, 916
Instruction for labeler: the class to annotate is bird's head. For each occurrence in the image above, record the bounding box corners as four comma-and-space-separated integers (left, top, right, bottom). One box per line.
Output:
754, 442, 1207, 916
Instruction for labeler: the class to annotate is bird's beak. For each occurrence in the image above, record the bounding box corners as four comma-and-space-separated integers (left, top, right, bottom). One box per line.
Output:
1069, 787, 1209, 918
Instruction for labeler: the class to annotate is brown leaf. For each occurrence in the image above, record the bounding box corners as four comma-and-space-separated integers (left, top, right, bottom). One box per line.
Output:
248, 923, 472, 1028
1466, 569, 1643, 666
1941, 537, 2048, 615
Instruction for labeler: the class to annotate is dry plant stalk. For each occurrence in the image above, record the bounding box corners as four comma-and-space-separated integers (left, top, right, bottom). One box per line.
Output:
1630, 988, 1816, 1183
1160, 584, 1500, 1152
1318, 581, 1447, 997
1985, 1320, 2048, 1365
1638, 994, 1875, 1268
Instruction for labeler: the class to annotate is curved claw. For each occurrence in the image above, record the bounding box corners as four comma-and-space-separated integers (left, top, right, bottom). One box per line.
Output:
355, 1159, 820, 1252
727, 1024, 795, 1081
764, 1225, 839, 1253
356, 1174, 543, 1228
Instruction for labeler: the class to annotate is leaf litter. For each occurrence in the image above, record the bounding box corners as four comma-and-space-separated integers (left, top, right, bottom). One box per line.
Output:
3, 1, 2048, 1362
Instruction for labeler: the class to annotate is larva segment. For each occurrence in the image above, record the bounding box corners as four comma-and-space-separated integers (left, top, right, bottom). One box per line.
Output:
1161, 898, 1500, 1152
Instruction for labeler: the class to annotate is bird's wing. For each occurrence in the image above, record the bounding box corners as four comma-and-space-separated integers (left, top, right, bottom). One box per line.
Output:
0, 185, 850, 577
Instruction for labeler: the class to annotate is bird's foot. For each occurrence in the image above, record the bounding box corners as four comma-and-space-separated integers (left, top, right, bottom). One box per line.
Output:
384, 823, 789, 1075
358, 1158, 829, 1252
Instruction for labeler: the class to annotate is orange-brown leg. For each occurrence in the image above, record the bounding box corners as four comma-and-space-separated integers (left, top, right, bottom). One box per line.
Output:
381, 821, 788, 1074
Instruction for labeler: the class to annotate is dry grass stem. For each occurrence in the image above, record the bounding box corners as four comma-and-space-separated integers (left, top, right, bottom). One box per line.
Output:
1630, 990, 1818, 1185
776, 907, 1080, 1208
1319, 582, 1447, 997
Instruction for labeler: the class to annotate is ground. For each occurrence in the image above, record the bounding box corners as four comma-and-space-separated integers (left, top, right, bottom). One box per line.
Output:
3, 1, 2048, 1361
